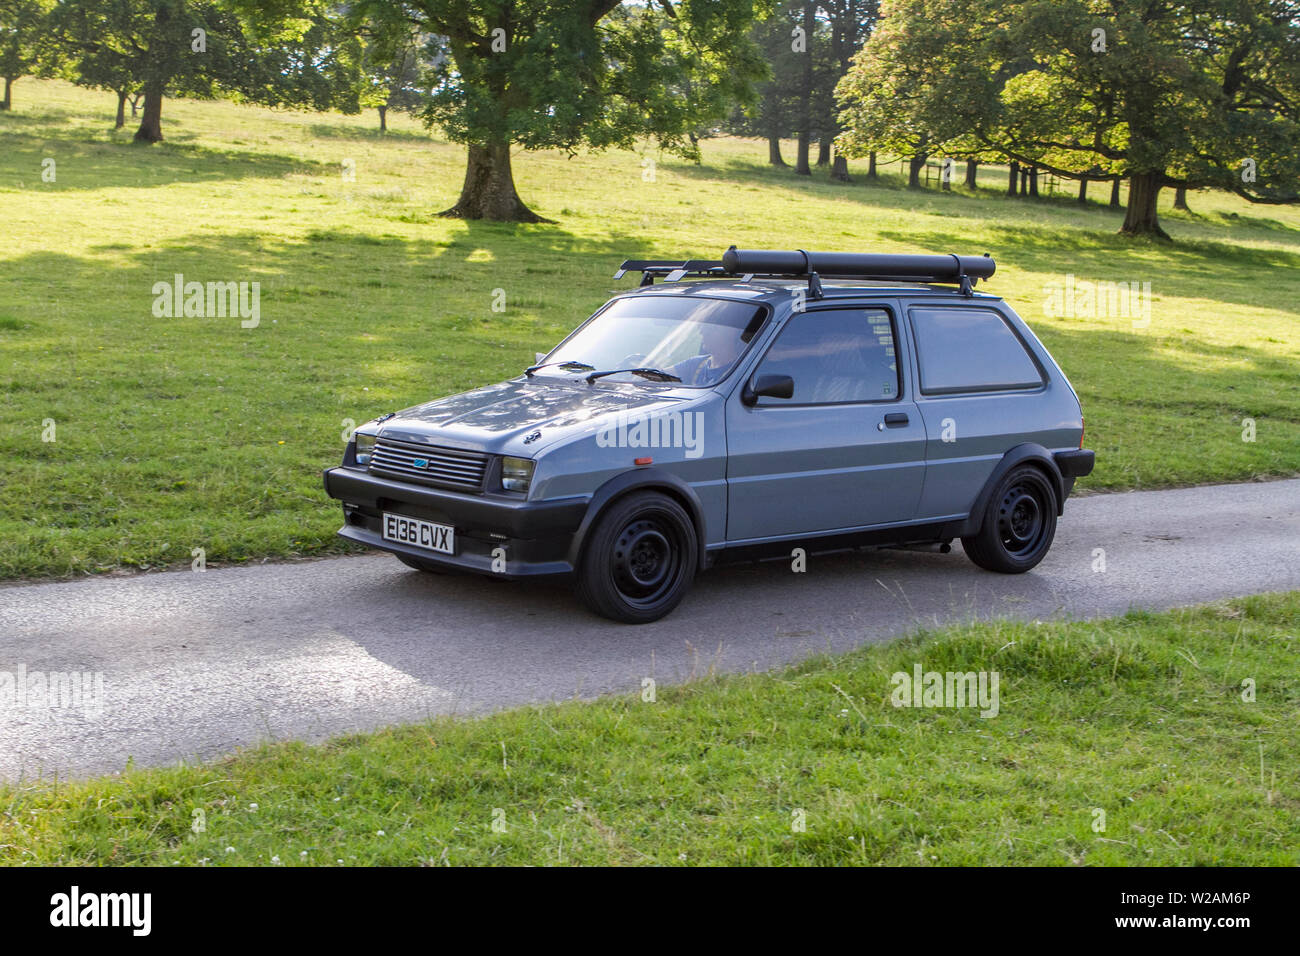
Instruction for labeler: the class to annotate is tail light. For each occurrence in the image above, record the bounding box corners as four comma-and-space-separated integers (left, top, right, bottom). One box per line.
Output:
1079, 417, 1085, 449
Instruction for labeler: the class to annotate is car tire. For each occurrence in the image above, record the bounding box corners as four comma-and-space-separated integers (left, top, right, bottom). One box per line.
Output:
396, 554, 449, 574
961, 464, 1058, 573
576, 491, 699, 623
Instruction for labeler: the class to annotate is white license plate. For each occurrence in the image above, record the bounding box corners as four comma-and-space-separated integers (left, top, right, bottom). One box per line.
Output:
382, 513, 455, 555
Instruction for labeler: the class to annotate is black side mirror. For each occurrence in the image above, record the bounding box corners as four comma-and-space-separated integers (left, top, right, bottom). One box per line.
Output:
742, 373, 795, 405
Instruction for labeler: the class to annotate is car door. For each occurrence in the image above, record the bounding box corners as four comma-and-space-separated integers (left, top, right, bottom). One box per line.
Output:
724, 303, 927, 542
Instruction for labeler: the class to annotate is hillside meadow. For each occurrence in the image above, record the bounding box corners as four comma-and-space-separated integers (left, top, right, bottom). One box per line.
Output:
1, 79, 1297, 578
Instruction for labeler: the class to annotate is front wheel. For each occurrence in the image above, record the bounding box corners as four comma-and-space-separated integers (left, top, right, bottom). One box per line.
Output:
576, 491, 699, 623
961, 464, 1058, 573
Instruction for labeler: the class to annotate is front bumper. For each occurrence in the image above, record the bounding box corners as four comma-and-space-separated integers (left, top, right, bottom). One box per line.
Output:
323, 466, 589, 577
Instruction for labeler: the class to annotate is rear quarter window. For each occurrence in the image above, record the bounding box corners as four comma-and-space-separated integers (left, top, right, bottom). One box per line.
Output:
910, 307, 1044, 395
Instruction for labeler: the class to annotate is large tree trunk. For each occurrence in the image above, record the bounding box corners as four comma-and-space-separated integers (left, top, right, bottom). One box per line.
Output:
441, 140, 550, 223
768, 134, 787, 167
1173, 185, 1189, 211
816, 136, 831, 166
1, 77, 12, 111
1077, 178, 1088, 204
115, 90, 127, 129
1007, 160, 1019, 196
795, 2, 814, 176
1028, 166, 1039, 197
1109, 178, 1121, 208
908, 153, 927, 189
867, 151, 877, 178
1121, 171, 1169, 238
965, 160, 978, 189
134, 85, 164, 142
378, 105, 388, 133
831, 155, 850, 182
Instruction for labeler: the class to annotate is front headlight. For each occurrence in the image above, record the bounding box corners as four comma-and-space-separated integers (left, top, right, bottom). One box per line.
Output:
501, 456, 535, 493
354, 432, 377, 466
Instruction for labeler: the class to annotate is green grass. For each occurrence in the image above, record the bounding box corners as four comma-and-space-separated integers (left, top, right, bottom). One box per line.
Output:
3, 592, 1297, 866
1, 80, 1298, 579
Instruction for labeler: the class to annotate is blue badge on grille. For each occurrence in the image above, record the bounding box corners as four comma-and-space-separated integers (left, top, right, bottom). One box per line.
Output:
412, 458, 429, 469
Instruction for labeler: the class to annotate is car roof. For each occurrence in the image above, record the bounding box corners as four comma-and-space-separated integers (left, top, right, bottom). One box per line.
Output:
613, 278, 1003, 303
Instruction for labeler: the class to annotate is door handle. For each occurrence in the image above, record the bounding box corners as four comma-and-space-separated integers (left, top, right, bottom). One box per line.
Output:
883, 413, 909, 427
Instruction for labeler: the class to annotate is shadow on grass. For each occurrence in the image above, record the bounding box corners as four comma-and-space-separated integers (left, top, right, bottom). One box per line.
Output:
0, 222, 659, 341
307, 121, 441, 145
668, 150, 1300, 252
0, 105, 84, 128
1205, 209, 1300, 235
0, 130, 333, 191
877, 224, 1300, 318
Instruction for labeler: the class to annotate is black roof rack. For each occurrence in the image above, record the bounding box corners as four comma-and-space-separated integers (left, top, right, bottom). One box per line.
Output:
614, 246, 995, 297
613, 259, 727, 285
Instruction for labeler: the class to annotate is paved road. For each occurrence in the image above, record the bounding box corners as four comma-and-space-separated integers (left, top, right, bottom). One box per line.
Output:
1, 479, 1297, 781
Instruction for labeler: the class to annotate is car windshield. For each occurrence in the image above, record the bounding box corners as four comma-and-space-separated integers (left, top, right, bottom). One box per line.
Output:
536, 295, 767, 387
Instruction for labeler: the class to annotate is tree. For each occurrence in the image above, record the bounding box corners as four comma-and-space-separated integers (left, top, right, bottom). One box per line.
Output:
836, 0, 993, 188
975, 0, 1300, 236
821, 0, 879, 180
794, 0, 815, 173
364, 36, 424, 132
352, 18, 435, 132
0, 0, 52, 110
51, 0, 142, 127
838, 0, 1300, 239
55, 1, 369, 141
727, 12, 802, 165
353, 1, 766, 222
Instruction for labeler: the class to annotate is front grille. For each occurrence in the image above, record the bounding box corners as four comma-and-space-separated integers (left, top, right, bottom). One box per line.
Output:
369, 438, 489, 491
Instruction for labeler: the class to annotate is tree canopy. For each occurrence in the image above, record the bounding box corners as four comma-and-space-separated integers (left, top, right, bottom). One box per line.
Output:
837, 0, 1300, 237
0, 0, 53, 110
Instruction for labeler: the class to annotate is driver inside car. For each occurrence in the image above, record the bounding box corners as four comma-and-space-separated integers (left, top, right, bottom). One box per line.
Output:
670, 320, 746, 386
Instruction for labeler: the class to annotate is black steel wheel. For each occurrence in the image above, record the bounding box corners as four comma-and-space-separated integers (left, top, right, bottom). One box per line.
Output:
962, 464, 1058, 573
576, 491, 698, 623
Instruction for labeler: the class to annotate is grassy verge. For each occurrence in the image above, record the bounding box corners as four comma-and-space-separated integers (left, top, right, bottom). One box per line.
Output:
1, 80, 1298, 579
3, 592, 1297, 866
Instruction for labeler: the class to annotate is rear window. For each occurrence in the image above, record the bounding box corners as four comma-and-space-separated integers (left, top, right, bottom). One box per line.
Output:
910, 308, 1043, 394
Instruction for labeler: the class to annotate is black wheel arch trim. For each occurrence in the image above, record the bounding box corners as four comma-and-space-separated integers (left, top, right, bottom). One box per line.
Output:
566, 468, 708, 570
959, 443, 1067, 537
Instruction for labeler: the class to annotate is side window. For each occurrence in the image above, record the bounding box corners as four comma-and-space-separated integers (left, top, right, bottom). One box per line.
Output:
756, 308, 899, 404
910, 308, 1043, 395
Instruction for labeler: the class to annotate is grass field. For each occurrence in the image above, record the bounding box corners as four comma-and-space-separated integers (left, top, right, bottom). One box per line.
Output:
1, 79, 1297, 579
2, 591, 1296, 866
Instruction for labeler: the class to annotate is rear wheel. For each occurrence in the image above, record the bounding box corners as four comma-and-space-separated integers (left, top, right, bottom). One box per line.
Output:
576, 491, 698, 623
962, 465, 1058, 573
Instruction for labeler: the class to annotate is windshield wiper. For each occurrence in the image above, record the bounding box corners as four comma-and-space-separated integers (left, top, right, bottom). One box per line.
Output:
585, 367, 683, 384
524, 360, 595, 377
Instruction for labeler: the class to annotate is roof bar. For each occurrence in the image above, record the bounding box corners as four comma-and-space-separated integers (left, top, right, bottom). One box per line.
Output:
613, 259, 726, 285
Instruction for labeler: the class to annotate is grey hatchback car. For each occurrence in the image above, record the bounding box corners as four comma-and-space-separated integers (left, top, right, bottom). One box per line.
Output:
323, 247, 1094, 623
